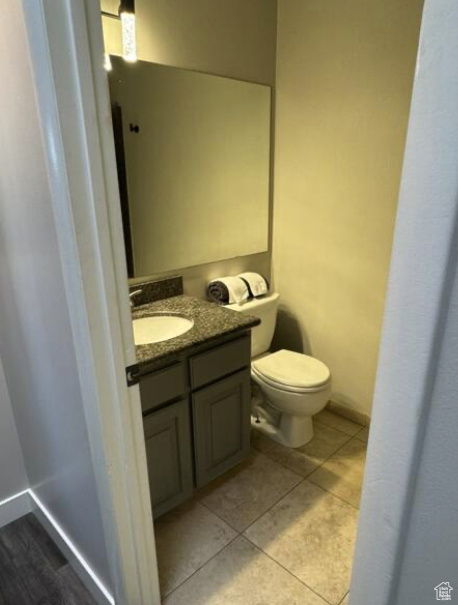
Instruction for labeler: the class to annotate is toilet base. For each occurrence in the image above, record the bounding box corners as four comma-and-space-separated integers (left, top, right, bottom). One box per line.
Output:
251, 410, 314, 448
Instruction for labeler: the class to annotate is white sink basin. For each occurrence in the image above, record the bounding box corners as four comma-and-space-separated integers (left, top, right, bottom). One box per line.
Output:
133, 314, 194, 345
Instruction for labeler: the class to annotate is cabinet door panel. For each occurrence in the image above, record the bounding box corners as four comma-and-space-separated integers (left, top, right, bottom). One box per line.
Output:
144, 399, 193, 518
193, 370, 251, 487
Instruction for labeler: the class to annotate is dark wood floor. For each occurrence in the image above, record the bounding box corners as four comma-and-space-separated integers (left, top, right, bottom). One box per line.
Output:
0, 513, 97, 605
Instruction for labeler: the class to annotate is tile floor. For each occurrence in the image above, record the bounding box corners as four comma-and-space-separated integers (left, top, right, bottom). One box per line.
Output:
155, 410, 369, 605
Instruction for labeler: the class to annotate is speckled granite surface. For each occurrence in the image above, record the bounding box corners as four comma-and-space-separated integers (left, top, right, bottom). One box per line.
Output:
133, 295, 260, 370
129, 276, 183, 306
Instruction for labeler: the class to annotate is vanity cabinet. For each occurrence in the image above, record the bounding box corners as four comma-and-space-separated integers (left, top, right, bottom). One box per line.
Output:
192, 370, 251, 487
143, 399, 194, 519
140, 333, 252, 518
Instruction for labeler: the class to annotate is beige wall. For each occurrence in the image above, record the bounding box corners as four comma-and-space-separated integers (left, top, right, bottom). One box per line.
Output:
0, 0, 112, 583
273, 0, 424, 415
131, 253, 271, 300
101, 0, 276, 295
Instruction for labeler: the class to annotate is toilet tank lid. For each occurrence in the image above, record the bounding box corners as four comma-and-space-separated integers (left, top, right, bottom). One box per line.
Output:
252, 350, 331, 389
226, 292, 280, 312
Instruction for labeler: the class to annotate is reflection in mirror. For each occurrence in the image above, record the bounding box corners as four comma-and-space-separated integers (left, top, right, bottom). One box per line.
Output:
108, 57, 271, 278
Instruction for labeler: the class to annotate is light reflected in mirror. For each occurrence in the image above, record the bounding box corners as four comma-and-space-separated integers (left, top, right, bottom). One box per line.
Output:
108, 57, 271, 278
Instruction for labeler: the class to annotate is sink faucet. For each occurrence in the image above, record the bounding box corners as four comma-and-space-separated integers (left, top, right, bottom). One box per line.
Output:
129, 289, 143, 308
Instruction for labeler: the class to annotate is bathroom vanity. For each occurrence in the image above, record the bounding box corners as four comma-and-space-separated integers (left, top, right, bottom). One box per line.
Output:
131, 281, 260, 519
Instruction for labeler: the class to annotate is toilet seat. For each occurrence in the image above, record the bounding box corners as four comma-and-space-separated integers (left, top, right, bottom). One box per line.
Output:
252, 350, 331, 394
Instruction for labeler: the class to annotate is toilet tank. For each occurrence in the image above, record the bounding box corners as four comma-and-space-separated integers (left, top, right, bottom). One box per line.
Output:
226, 292, 280, 357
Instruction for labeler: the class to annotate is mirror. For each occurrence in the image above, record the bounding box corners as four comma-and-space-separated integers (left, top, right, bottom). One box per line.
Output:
108, 57, 271, 278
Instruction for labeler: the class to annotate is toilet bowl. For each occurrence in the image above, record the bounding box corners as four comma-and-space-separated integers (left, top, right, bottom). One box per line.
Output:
226, 292, 332, 449
251, 349, 331, 447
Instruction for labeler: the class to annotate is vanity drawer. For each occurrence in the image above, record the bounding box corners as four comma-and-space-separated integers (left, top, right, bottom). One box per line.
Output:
190, 334, 251, 389
140, 362, 186, 413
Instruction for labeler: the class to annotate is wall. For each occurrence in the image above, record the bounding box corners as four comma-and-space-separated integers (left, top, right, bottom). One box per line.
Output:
0, 0, 112, 589
273, 0, 424, 415
0, 357, 28, 503
101, 0, 277, 297
138, 253, 271, 300
350, 1, 458, 601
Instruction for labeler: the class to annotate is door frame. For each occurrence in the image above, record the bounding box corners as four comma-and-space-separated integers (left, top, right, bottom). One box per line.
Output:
21, 0, 160, 603
350, 0, 458, 602
21, 0, 457, 604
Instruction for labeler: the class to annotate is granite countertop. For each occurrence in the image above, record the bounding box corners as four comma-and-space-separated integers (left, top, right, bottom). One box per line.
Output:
132, 295, 260, 370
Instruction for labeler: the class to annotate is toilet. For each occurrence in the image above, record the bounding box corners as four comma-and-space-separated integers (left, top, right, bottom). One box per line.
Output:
227, 293, 331, 448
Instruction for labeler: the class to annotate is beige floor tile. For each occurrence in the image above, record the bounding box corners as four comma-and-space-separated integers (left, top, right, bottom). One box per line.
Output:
245, 481, 358, 605
154, 500, 237, 596
354, 426, 370, 444
315, 410, 362, 436
340, 593, 350, 604
308, 438, 367, 508
163, 536, 327, 605
252, 423, 352, 477
197, 450, 302, 531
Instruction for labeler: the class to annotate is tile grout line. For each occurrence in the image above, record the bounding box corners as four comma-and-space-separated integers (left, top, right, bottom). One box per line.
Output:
284, 424, 367, 508
251, 433, 363, 510
158, 500, 241, 599
309, 431, 363, 466
200, 471, 306, 535
305, 476, 360, 511
162, 418, 365, 601
201, 423, 364, 539
251, 427, 360, 508
164, 530, 340, 605
305, 432, 367, 511
161, 533, 240, 602
242, 534, 335, 605
252, 416, 360, 482
249, 408, 363, 477
241, 428, 364, 604
240, 433, 362, 602
201, 429, 359, 540
196, 499, 242, 535
240, 475, 306, 535
297, 430, 355, 478
198, 448, 305, 535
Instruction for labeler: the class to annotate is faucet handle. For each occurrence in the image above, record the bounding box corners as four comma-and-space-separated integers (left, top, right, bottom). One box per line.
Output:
129, 289, 143, 308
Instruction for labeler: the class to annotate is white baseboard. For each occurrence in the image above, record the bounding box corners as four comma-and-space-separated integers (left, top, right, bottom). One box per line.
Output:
29, 490, 114, 605
0, 490, 32, 528
0, 489, 114, 605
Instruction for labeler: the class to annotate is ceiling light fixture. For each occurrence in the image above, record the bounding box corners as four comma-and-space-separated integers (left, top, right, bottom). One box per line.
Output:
101, 0, 137, 66
119, 0, 137, 63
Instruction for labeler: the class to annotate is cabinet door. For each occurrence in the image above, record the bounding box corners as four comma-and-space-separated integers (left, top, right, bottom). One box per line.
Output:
143, 399, 194, 518
192, 370, 251, 488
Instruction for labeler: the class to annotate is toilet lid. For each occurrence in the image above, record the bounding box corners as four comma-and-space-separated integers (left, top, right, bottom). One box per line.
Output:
252, 350, 331, 390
